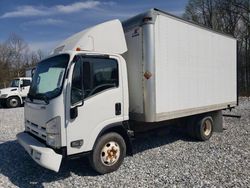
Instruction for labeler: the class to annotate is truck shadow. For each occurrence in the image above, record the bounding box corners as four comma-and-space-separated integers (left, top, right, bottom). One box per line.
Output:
131, 124, 194, 154
0, 127, 192, 187
0, 140, 97, 187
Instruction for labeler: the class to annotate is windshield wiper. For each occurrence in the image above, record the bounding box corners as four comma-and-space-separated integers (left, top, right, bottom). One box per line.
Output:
42, 95, 49, 104
27, 93, 49, 104
27, 93, 34, 102
36, 93, 50, 104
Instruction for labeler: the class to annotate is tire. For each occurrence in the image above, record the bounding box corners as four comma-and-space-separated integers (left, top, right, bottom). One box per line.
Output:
89, 132, 126, 174
6, 96, 21, 108
194, 116, 214, 141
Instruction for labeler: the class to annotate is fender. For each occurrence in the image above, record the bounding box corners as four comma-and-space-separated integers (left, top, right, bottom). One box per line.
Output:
93, 121, 134, 156
7, 94, 23, 104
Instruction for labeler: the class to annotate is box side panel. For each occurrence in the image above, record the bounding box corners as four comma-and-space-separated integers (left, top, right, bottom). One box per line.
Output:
122, 27, 144, 117
154, 15, 237, 118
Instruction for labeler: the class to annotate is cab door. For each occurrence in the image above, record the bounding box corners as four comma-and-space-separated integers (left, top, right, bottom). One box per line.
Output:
66, 55, 125, 155
19, 79, 31, 97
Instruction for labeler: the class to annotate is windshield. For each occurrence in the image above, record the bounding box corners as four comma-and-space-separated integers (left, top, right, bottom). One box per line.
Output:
9, 79, 20, 87
29, 54, 69, 101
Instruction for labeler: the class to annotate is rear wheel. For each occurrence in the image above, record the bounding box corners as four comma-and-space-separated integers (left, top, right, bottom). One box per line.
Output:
89, 132, 126, 174
194, 116, 213, 141
6, 96, 21, 108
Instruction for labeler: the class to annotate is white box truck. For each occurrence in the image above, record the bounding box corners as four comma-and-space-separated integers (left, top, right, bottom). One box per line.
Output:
0, 77, 32, 108
16, 9, 237, 174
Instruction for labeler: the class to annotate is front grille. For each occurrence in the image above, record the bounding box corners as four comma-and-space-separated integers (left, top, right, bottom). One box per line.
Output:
26, 120, 47, 141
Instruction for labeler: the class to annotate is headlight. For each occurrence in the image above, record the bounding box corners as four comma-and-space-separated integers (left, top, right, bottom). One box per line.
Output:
46, 116, 61, 148
46, 117, 60, 134
46, 134, 61, 148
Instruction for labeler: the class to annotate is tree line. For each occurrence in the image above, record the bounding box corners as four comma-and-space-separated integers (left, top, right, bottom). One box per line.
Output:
0, 34, 45, 88
183, 0, 250, 96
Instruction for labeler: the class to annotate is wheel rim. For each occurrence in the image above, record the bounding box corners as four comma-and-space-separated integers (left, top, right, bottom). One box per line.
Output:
100, 141, 120, 166
9, 98, 18, 107
203, 119, 212, 136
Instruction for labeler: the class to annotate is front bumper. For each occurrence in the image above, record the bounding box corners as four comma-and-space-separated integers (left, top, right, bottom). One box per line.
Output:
0, 95, 8, 99
16, 132, 62, 172
0, 98, 5, 104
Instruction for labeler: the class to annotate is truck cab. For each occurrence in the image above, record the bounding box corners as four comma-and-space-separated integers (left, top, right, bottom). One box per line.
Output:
0, 77, 32, 108
17, 20, 130, 174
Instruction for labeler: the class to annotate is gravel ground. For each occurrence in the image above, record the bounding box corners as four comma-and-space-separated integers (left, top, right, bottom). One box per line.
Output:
0, 98, 249, 188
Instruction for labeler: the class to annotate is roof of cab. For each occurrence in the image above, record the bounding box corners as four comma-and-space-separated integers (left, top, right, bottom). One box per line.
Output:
52, 19, 127, 55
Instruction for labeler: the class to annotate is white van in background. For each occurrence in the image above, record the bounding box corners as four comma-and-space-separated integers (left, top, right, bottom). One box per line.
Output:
0, 77, 32, 108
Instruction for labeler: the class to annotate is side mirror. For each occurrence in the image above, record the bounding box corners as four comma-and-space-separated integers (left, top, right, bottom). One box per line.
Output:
70, 59, 85, 119
19, 80, 23, 88
70, 93, 84, 119
70, 107, 78, 119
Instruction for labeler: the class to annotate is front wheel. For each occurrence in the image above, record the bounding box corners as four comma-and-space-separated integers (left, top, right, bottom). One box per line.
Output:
6, 96, 21, 108
89, 132, 126, 174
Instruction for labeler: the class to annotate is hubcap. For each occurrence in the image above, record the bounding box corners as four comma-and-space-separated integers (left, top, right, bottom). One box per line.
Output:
203, 119, 212, 136
100, 141, 120, 166
10, 98, 18, 107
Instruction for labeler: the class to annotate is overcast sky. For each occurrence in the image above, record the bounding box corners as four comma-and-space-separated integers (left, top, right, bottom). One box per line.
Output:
0, 0, 188, 53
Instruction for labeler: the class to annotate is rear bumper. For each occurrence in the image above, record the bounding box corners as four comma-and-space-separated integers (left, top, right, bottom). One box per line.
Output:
16, 132, 62, 172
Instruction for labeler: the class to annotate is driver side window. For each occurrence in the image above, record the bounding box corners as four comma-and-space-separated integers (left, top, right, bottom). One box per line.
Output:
84, 58, 118, 98
71, 56, 119, 105
22, 79, 31, 87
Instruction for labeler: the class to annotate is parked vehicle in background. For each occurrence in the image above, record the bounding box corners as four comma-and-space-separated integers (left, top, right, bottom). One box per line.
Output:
17, 9, 237, 174
0, 77, 32, 108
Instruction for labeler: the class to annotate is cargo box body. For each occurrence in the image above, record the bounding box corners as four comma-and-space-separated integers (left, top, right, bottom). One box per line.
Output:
122, 9, 237, 122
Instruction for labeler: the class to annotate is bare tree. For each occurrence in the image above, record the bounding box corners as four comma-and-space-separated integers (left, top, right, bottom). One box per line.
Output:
0, 33, 45, 88
5, 33, 29, 77
183, 0, 219, 29
183, 0, 250, 96
37, 49, 45, 61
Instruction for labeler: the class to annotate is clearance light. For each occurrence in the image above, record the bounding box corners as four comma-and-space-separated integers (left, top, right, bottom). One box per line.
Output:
71, 140, 83, 148
143, 17, 152, 23
76, 47, 81, 51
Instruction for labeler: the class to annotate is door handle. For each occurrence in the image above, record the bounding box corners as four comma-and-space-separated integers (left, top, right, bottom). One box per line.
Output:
115, 103, 121, 115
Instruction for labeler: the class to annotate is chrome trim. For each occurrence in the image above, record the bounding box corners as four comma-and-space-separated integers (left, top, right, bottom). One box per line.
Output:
142, 23, 156, 122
